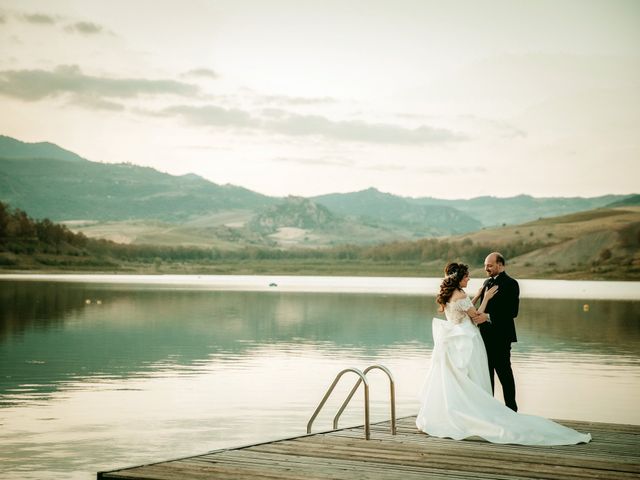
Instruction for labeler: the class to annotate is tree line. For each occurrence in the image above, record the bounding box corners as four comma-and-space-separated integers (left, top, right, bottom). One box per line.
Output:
0, 201, 544, 266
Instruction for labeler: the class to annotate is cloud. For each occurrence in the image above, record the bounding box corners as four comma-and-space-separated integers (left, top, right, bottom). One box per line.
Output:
264, 112, 466, 144
65, 21, 104, 35
460, 115, 527, 139
69, 94, 125, 111
372, 164, 412, 172
260, 108, 289, 119
358, 164, 488, 175
183, 68, 219, 80
261, 94, 337, 106
0, 65, 200, 102
11, 10, 110, 35
158, 103, 465, 144
272, 156, 356, 167
414, 165, 488, 175
237, 86, 338, 106
161, 105, 256, 127
178, 144, 232, 152
21, 13, 56, 24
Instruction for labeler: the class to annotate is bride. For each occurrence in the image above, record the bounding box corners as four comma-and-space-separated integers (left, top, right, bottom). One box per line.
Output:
416, 262, 591, 445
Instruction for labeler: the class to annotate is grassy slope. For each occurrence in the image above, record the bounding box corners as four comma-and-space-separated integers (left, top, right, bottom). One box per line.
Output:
3, 207, 639, 280
66, 210, 262, 248
457, 207, 640, 279
70, 210, 413, 248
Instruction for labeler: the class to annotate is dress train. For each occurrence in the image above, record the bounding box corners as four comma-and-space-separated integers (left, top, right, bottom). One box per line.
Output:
416, 299, 591, 445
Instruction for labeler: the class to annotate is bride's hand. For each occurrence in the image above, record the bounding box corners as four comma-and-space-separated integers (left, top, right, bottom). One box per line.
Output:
484, 285, 499, 299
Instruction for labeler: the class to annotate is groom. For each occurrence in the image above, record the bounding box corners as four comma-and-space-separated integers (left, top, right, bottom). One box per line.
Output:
476, 252, 520, 411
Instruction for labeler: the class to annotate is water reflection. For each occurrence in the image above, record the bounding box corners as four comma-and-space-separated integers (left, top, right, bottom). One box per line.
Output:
517, 298, 640, 359
1, 282, 638, 401
0, 280, 639, 480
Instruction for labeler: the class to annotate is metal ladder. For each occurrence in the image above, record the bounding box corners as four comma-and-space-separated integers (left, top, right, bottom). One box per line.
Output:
306, 364, 396, 440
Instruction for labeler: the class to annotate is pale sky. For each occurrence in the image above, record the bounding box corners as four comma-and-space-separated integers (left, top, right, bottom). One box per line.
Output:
0, 0, 638, 199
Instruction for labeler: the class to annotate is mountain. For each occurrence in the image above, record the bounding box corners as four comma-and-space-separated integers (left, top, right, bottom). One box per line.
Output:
249, 196, 339, 233
313, 189, 631, 231
455, 206, 640, 279
245, 196, 406, 247
0, 134, 635, 248
0, 156, 275, 222
409, 194, 629, 227
0, 135, 483, 242
3, 198, 637, 279
606, 194, 640, 207
313, 188, 482, 236
0, 135, 88, 162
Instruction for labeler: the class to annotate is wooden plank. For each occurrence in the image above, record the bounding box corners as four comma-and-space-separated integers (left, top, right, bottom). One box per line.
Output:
196, 449, 539, 480
287, 434, 639, 472
247, 442, 635, 480
98, 416, 640, 480
205, 452, 521, 480
330, 428, 638, 454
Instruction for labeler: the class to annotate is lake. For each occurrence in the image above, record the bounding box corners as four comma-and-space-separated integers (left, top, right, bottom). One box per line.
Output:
1, 275, 639, 480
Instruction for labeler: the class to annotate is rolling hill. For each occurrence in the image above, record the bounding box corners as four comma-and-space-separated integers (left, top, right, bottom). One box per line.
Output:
0, 153, 275, 222
1, 197, 638, 279
0, 134, 636, 249
0, 134, 88, 162
607, 194, 640, 207
313, 188, 482, 236
455, 207, 640, 279
408, 194, 624, 227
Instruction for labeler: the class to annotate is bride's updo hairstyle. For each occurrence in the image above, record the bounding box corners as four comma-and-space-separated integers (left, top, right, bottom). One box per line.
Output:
436, 262, 469, 312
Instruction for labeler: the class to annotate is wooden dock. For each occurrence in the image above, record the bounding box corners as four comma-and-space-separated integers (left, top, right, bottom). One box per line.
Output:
98, 416, 640, 480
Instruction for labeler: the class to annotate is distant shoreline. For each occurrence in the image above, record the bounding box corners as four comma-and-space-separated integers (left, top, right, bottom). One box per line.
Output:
2, 251, 639, 281
1, 273, 639, 300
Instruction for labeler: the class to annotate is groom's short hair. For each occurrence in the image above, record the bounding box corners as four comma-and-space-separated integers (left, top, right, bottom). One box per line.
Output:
495, 253, 505, 265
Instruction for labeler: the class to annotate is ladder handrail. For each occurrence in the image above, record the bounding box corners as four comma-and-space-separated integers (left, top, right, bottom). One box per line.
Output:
306, 368, 371, 440
333, 364, 396, 435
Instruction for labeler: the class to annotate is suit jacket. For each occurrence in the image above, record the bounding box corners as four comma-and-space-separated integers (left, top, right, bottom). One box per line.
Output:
479, 271, 519, 343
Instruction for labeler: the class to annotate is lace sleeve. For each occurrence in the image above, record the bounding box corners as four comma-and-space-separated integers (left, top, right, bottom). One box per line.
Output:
445, 297, 474, 324
457, 297, 473, 311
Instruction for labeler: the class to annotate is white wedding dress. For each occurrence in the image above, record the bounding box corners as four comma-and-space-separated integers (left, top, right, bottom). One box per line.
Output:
416, 296, 591, 445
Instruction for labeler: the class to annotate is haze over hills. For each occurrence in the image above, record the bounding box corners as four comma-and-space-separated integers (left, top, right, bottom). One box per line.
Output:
454, 207, 640, 279
0, 135, 88, 163
247, 196, 406, 247
409, 195, 625, 228
0, 135, 276, 222
607, 194, 640, 208
312, 188, 481, 236
1, 195, 638, 279
0, 134, 635, 248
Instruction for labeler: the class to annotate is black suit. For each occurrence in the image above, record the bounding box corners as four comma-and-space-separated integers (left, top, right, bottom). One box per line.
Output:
478, 271, 519, 411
